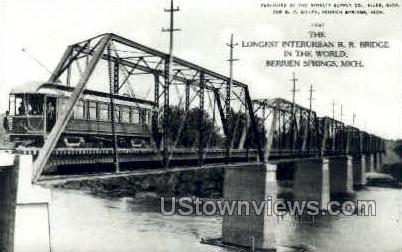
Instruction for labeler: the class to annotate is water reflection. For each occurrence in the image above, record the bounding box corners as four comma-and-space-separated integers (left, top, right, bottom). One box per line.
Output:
50, 187, 402, 252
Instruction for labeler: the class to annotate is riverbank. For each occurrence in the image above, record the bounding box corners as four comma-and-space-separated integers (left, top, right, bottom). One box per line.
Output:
53, 167, 225, 199
366, 171, 402, 188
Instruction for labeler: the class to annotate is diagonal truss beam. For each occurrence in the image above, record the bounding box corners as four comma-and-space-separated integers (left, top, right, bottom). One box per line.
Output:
32, 34, 112, 182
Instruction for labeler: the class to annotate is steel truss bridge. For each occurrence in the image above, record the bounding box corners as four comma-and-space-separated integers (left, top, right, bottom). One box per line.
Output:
20, 33, 384, 182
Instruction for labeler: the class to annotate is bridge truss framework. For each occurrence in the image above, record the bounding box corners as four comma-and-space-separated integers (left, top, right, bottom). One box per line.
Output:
30, 33, 385, 182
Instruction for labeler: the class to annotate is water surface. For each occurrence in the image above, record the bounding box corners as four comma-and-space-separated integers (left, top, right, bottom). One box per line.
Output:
49, 187, 402, 251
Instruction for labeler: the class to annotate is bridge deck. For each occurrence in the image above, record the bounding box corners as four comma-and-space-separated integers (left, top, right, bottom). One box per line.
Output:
37, 162, 260, 185
3, 146, 382, 182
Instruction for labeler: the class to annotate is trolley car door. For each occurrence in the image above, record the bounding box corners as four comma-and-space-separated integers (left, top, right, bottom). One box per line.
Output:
46, 96, 57, 132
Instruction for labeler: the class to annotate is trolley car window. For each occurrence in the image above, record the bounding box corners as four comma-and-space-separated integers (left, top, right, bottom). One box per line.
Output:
15, 95, 24, 115
73, 100, 85, 119
98, 103, 109, 121
142, 110, 150, 125
131, 108, 140, 124
120, 106, 130, 123
10, 94, 44, 116
139, 109, 146, 124
9, 95, 15, 115
111, 105, 120, 122
147, 110, 152, 125
27, 95, 44, 115
88, 101, 97, 120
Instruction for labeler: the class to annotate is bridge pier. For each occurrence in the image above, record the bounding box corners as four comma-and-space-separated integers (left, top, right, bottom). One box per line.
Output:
352, 155, 367, 187
329, 156, 353, 196
222, 163, 277, 251
374, 152, 383, 171
366, 154, 375, 172
13, 155, 52, 251
292, 158, 330, 210
0, 153, 19, 252
378, 152, 383, 167
0, 153, 53, 252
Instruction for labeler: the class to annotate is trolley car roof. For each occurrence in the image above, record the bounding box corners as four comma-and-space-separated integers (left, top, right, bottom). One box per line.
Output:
10, 81, 155, 106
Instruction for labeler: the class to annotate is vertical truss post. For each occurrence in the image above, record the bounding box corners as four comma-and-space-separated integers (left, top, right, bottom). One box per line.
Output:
350, 129, 355, 155
198, 72, 205, 166
225, 86, 232, 163
313, 119, 320, 156
294, 109, 301, 152
368, 135, 373, 154
282, 113, 287, 150
113, 61, 119, 94
185, 80, 190, 112
331, 121, 336, 153
363, 134, 367, 154
33, 34, 111, 182
108, 45, 120, 173
359, 130, 363, 155
291, 108, 300, 151
264, 108, 279, 162
262, 105, 266, 146
214, 89, 227, 135
301, 114, 309, 153
66, 65, 71, 86
277, 111, 282, 151
245, 88, 264, 162
153, 74, 160, 148
211, 97, 217, 148
85, 43, 90, 66
238, 95, 248, 150
304, 84, 314, 153
163, 59, 170, 168
345, 127, 351, 155
320, 118, 330, 157
340, 125, 344, 154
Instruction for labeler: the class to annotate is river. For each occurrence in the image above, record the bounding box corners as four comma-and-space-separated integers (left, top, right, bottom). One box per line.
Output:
46, 186, 402, 252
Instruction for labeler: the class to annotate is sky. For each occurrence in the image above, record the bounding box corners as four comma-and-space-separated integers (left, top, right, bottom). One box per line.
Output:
0, 0, 401, 139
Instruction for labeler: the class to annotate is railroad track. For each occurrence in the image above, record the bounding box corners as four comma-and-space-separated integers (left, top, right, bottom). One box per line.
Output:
4, 146, 323, 176
8, 147, 259, 173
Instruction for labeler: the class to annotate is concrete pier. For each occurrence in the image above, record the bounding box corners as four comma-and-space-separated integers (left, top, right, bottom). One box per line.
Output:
222, 163, 277, 251
14, 155, 52, 252
352, 155, 367, 187
0, 153, 52, 252
375, 152, 383, 171
0, 153, 19, 252
377, 152, 383, 168
293, 158, 330, 210
366, 154, 375, 172
329, 156, 353, 195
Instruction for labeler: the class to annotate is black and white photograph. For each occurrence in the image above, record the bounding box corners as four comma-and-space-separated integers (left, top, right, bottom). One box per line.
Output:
0, 0, 401, 251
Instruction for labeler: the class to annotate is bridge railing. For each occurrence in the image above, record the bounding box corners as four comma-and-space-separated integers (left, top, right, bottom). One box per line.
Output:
320, 116, 347, 156
252, 98, 386, 160
253, 98, 322, 158
345, 126, 362, 156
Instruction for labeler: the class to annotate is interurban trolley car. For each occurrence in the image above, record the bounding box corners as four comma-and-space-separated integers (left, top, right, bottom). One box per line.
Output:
4, 82, 154, 148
